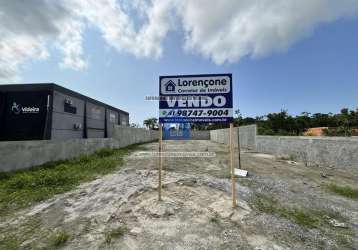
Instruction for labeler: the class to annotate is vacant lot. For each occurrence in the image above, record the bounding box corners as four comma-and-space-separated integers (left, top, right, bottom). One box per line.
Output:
0, 140, 357, 249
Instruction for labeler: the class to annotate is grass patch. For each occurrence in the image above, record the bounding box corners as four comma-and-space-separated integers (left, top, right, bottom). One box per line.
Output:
252, 194, 345, 229
0, 144, 143, 216
335, 233, 356, 250
210, 216, 220, 224
104, 226, 127, 244
286, 209, 319, 228
49, 231, 69, 247
0, 215, 43, 249
0, 236, 20, 250
327, 183, 358, 199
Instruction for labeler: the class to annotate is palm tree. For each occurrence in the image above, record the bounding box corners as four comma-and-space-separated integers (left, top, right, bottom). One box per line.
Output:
143, 118, 158, 130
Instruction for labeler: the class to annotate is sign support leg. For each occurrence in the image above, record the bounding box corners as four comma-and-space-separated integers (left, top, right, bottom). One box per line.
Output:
237, 126, 242, 169
230, 123, 237, 208
158, 123, 163, 201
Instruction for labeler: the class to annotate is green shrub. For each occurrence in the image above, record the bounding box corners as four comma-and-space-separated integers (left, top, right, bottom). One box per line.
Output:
323, 127, 353, 137
327, 184, 358, 199
49, 231, 69, 247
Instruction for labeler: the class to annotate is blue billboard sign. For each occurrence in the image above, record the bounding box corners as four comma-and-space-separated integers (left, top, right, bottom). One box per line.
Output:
163, 123, 190, 140
159, 74, 233, 123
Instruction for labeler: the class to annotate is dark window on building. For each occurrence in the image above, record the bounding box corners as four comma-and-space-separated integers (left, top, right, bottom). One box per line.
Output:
64, 102, 77, 114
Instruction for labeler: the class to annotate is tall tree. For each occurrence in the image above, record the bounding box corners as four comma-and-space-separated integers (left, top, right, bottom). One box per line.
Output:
143, 118, 158, 130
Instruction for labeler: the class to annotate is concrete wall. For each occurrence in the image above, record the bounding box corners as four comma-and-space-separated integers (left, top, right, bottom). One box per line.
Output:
210, 128, 229, 145
238, 125, 257, 150
210, 124, 256, 150
256, 136, 358, 169
112, 126, 158, 147
0, 126, 158, 172
190, 130, 210, 140
210, 124, 358, 169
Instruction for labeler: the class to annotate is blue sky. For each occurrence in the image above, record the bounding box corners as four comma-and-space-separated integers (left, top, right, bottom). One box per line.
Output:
1, 1, 358, 125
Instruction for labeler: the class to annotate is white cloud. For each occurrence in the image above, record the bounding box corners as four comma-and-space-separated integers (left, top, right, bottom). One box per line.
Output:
177, 0, 358, 64
0, 1, 86, 81
0, 0, 358, 81
72, 0, 173, 57
0, 32, 49, 81
0, 1, 56, 81
56, 19, 87, 70
134, 0, 175, 57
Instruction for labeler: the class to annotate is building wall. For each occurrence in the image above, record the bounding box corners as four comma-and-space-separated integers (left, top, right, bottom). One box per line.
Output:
51, 90, 84, 140
86, 101, 106, 138
0, 90, 50, 140
119, 112, 129, 126
0, 126, 158, 172
51, 91, 129, 140
106, 109, 119, 138
0, 84, 129, 141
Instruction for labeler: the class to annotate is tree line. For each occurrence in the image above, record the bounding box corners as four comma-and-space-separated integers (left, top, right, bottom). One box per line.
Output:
142, 108, 358, 136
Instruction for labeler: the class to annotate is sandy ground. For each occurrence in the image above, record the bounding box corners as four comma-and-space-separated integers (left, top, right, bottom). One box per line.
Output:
0, 140, 357, 249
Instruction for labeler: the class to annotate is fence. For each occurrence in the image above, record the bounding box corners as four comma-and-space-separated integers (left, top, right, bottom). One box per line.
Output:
210, 125, 358, 169
210, 125, 256, 150
0, 126, 158, 172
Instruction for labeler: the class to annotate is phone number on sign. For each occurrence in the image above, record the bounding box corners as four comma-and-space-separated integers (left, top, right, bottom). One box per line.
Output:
162, 109, 230, 117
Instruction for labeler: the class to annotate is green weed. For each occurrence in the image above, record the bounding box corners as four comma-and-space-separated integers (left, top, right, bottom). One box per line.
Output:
210, 216, 220, 224
0, 144, 143, 216
104, 227, 127, 244
49, 231, 69, 247
252, 194, 345, 229
327, 184, 358, 199
0, 236, 20, 250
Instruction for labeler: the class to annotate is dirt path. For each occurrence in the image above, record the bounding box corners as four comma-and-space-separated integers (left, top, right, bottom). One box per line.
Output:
0, 140, 357, 249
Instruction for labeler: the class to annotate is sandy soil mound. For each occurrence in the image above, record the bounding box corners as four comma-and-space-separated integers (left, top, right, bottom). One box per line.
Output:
112, 183, 257, 249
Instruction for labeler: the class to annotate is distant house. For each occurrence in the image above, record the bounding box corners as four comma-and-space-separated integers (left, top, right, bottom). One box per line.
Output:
165, 80, 176, 92
304, 127, 328, 136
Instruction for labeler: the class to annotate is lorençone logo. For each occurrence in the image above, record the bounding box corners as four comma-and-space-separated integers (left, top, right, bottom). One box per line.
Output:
11, 102, 40, 114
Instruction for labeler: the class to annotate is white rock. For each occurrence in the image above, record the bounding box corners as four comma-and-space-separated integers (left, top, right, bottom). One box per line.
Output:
329, 219, 348, 228
130, 227, 143, 235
